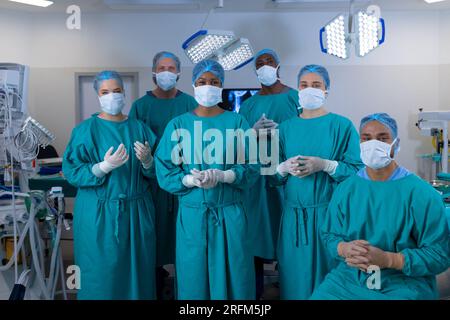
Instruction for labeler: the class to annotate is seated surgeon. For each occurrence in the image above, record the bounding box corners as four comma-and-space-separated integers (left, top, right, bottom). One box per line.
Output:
311, 113, 450, 300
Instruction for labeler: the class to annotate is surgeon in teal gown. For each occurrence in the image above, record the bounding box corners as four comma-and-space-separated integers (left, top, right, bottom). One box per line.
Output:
155, 60, 259, 300
270, 65, 363, 299
129, 52, 197, 296
239, 49, 299, 299
63, 71, 157, 300
311, 113, 450, 300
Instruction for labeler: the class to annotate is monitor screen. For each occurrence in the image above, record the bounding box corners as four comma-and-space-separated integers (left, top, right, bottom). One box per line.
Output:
219, 88, 260, 113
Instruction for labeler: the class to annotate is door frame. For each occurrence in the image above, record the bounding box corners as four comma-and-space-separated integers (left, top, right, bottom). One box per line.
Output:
74, 71, 139, 124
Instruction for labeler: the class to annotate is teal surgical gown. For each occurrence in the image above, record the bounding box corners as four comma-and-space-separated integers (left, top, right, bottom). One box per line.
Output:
63, 114, 157, 300
311, 174, 450, 300
270, 113, 364, 299
239, 88, 300, 259
129, 91, 197, 266
154, 110, 259, 300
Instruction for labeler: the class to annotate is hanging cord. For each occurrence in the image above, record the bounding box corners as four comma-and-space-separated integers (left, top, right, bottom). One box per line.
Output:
3, 84, 19, 284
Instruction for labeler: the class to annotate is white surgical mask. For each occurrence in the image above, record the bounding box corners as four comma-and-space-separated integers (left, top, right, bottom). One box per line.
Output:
99, 93, 126, 115
194, 85, 223, 108
155, 71, 178, 91
298, 87, 326, 110
360, 138, 398, 170
256, 65, 279, 86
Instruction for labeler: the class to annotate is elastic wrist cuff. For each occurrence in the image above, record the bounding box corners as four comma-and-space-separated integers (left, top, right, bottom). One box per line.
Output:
324, 160, 338, 175
92, 163, 107, 178
223, 170, 236, 184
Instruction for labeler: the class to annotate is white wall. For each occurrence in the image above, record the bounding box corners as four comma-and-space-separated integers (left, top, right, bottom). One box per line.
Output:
0, 12, 32, 65
1, 8, 449, 173
440, 10, 450, 112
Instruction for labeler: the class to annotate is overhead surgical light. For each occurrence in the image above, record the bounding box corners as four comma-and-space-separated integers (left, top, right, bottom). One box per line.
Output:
8, 0, 53, 7
183, 30, 254, 70
320, 2, 385, 60
321, 15, 349, 60
182, 30, 236, 65
216, 38, 254, 71
356, 11, 385, 57
181, 0, 254, 71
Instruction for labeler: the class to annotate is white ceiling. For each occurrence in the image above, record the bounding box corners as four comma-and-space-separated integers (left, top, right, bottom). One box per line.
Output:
0, 0, 449, 13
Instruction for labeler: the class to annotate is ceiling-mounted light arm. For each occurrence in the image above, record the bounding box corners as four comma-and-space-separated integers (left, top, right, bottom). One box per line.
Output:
200, 0, 225, 29
348, 0, 356, 34
366, 4, 381, 18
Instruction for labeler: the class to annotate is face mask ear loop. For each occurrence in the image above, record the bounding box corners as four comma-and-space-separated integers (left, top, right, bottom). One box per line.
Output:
390, 138, 400, 158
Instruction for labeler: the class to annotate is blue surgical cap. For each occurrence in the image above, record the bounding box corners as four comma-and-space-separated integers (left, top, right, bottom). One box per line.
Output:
360, 113, 398, 139
297, 64, 331, 90
153, 51, 181, 73
254, 49, 280, 70
192, 59, 225, 86
93, 70, 124, 93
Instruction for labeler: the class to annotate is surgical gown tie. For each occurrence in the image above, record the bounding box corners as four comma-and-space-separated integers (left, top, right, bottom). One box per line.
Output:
180, 199, 240, 228
285, 201, 329, 247
99, 192, 148, 243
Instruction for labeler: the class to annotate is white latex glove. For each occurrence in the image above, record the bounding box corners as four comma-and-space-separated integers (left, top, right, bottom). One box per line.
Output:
191, 169, 219, 189
182, 174, 203, 188
191, 168, 236, 185
134, 141, 153, 169
291, 156, 338, 178
276, 156, 302, 177
219, 169, 236, 184
253, 113, 278, 131
98, 144, 129, 174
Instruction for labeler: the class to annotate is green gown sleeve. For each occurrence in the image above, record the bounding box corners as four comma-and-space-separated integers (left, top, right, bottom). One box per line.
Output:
320, 188, 347, 261
154, 120, 192, 196
268, 125, 288, 187
401, 190, 450, 277
62, 126, 107, 188
228, 117, 260, 189
141, 124, 157, 179
330, 123, 364, 182
128, 100, 138, 119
